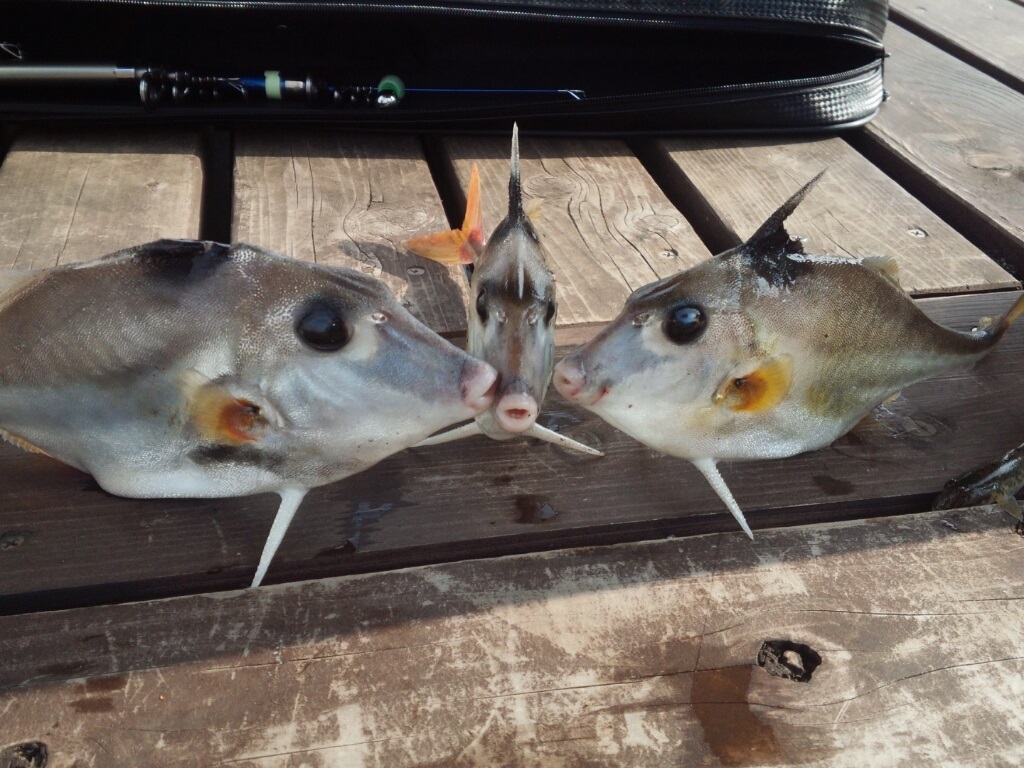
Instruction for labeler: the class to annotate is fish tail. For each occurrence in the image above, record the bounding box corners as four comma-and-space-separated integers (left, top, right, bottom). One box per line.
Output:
508, 122, 525, 223
987, 292, 1024, 342
402, 162, 484, 266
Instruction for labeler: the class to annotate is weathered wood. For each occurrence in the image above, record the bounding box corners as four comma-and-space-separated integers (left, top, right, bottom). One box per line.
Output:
645, 135, 1017, 295
232, 129, 469, 335
434, 136, 711, 328
2, 292, 1021, 614
851, 24, 1024, 274
2, 507, 1023, 766
890, 0, 1024, 93
0, 130, 203, 269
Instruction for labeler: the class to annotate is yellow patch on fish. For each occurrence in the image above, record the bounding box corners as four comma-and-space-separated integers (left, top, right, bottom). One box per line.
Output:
403, 162, 484, 266
181, 370, 268, 445
714, 356, 793, 413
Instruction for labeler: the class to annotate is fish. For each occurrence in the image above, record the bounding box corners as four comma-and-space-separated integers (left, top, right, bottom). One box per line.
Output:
933, 443, 1024, 529
553, 172, 1024, 537
403, 125, 600, 456
0, 239, 497, 587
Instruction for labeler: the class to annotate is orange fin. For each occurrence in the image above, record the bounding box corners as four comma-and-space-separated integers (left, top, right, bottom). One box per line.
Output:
0, 427, 53, 457
714, 355, 793, 413
402, 162, 483, 266
181, 371, 272, 445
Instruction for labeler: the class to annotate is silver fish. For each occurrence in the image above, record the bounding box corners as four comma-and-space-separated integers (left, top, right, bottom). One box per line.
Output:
554, 173, 1024, 537
0, 240, 497, 586
404, 125, 600, 456
933, 443, 1024, 529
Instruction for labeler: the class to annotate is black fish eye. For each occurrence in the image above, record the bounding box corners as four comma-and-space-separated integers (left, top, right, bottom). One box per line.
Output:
544, 299, 556, 325
476, 289, 488, 323
663, 305, 707, 344
296, 302, 350, 352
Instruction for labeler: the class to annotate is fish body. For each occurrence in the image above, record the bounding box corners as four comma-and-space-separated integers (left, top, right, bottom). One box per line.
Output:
555, 173, 1024, 536
0, 240, 497, 585
404, 126, 600, 456
933, 443, 1024, 525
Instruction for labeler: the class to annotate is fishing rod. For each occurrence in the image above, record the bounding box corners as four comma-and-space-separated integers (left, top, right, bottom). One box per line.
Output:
0, 63, 586, 108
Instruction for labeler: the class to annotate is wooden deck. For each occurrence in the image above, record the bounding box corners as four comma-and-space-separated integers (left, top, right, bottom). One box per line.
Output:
2, 5, 1024, 766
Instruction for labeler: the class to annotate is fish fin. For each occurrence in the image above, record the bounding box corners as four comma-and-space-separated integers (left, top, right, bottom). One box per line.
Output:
524, 423, 604, 456
0, 427, 52, 457
743, 171, 825, 260
181, 370, 281, 445
862, 255, 902, 286
251, 487, 307, 587
987, 292, 1024, 341
692, 457, 753, 539
508, 122, 525, 222
0, 268, 43, 299
993, 492, 1024, 523
713, 355, 793, 413
402, 163, 483, 266
414, 421, 484, 447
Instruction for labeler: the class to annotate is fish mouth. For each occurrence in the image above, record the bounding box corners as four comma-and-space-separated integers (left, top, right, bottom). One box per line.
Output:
553, 357, 607, 407
494, 392, 540, 433
461, 360, 498, 416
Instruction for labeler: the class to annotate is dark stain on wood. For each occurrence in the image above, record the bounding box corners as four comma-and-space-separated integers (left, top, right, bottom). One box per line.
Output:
812, 475, 855, 496
515, 495, 557, 523
82, 674, 127, 694
691, 665, 780, 766
67, 697, 114, 714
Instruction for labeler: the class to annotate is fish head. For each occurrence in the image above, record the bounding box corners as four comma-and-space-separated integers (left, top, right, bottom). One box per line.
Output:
234, 251, 497, 470
553, 254, 765, 458
468, 221, 557, 435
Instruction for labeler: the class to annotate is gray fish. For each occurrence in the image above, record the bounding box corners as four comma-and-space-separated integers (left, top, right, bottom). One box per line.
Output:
554, 173, 1024, 537
404, 126, 600, 456
0, 240, 497, 586
933, 443, 1024, 527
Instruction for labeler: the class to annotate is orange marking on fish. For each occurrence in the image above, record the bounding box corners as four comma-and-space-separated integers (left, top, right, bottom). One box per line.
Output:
0, 427, 52, 457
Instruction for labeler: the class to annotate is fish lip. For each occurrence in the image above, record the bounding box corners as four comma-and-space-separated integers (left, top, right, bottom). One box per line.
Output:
493, 391, 539, 433
553, 358, 607, 407
460, 360, 498, 416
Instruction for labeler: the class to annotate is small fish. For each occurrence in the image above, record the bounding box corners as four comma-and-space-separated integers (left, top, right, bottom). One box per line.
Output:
554, 173, 1024, 537
0, 240, 497, 586
403, 125, 600, 456
933, 443, 1024, 527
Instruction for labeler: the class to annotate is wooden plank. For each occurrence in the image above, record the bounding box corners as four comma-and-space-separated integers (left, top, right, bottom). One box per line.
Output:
436, 136, 711, 328
232, 129, 469, 335
647, 135, 1017, 295
0, 129, 203, 269
1, 291, 1021, 613
851, 24, 1024, 274
3, 507, 1023, 766
890, 0, 1024, 93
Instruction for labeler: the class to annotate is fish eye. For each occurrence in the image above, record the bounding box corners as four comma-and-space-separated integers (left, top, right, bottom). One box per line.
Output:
476, 289, 488, 323
544, 299, 556, 325
296, 302, 350, 352
663, 305, 706, 344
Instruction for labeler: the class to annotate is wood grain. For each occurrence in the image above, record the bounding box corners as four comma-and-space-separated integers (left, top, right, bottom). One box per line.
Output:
0, 130, 203, 269
1, 292, 1021, 613
650, 135, 1017, 294
853, 24, 1024, 273
3, 507, 1023, 766
436, 136, 711, 328
233, 129, 470, 335
890, 0, 1024, 92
